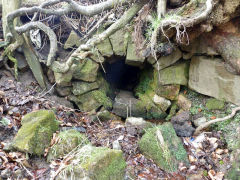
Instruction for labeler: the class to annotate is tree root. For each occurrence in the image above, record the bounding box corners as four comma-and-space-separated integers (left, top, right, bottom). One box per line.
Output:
54, 0, 148, 73
15, 22, 57, 66
150, 0, 214, 56
194, 106, 240, 136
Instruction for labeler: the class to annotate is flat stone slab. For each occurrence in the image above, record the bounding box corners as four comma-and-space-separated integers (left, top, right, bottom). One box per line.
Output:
189, 56, 240, 105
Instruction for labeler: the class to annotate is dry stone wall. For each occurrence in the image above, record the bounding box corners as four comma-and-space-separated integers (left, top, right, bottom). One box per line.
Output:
52, 22, 240, 119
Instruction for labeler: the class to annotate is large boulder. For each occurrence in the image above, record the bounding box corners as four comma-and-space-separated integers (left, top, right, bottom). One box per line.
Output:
56, 145, 126, 180
138, 123, 189, 173
189, 56, 240, 105
47, 129, 90, 162
11, 110, 59, 155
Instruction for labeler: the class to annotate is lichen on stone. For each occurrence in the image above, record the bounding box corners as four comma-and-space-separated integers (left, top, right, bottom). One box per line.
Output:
12, 110, 60, 156
138, 123, 189, 172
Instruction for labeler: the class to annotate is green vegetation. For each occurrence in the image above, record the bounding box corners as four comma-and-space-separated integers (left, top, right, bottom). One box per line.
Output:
58, 145, 126, 180
206, 98, 225, 110
138, 123, 189, 172
47, 129, 90, 162
12, 110, 60, 156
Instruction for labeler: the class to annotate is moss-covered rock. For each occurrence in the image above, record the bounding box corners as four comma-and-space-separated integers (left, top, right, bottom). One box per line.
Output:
138, 123, 189, 172
137, 93, 167, 119
96, 37, 114, 57
159, 62, 189, 86
95, 27, 114, 57
151, 47, 182, 69
64, 30, 81, 49
72, 81, 99, 96
73, 90, 112, 112
109, 29, 128, 56
54, 71, 72, 87
156, 85, 180, 100
57, 145, 126, 180
12, 110, 59, 155
205, 98, 225, 110
47, 129, 89, 162
73, 58, 99, 82
126, 32, 145, 67
97, 110, 121, 121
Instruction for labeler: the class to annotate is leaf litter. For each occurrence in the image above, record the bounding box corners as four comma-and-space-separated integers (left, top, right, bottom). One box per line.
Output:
0, 71, 232, 180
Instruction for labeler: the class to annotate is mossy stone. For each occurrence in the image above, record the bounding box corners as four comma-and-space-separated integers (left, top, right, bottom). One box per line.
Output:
95, 27, 114, 57
54, 71, 72, 87
12, 110, 59, 156
73, 58, 99, 82
74, 90, 112, 112
97, 110, 121, 121
57, 145, 126, 180
206, 98, 225, 110
138, 122, 189, 172
47, 129, 89, 162
72, 81, 99, 96
109, 29, 128, 56
159, 62, 190, 86
126, 32, 145, 67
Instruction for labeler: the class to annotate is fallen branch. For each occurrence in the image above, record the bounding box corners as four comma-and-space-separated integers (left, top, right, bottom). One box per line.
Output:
194, 106, 240, 136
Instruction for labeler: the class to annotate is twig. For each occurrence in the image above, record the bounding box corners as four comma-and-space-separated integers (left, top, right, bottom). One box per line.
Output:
38, 82, 56, 98
194, 106, 240, 136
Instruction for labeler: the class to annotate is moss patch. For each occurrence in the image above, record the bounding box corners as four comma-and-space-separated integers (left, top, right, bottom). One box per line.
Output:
138, 123, 189, 172
12, 110, 59, 156
47, 129, 90, 162
57, 145, 126, 180
74, 90, 112, 112
206, 98, 225, 110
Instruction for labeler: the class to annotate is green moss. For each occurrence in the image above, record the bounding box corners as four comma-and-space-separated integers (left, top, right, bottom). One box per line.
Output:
206, 98, 225, 110
12, 110, 60, 156
138, 123, 189, 172
73, 58, 99, 82
92, 90, 112, 110
134, 68, 154, 97
47, 129, 90, 162
58, 145, 126, 180
159, 62, 189, 86
166, 101, 178, 121
137, 93, 167, 119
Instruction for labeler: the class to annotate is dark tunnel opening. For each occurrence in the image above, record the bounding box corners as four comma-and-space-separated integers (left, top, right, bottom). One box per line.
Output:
101, 56, 141, 92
